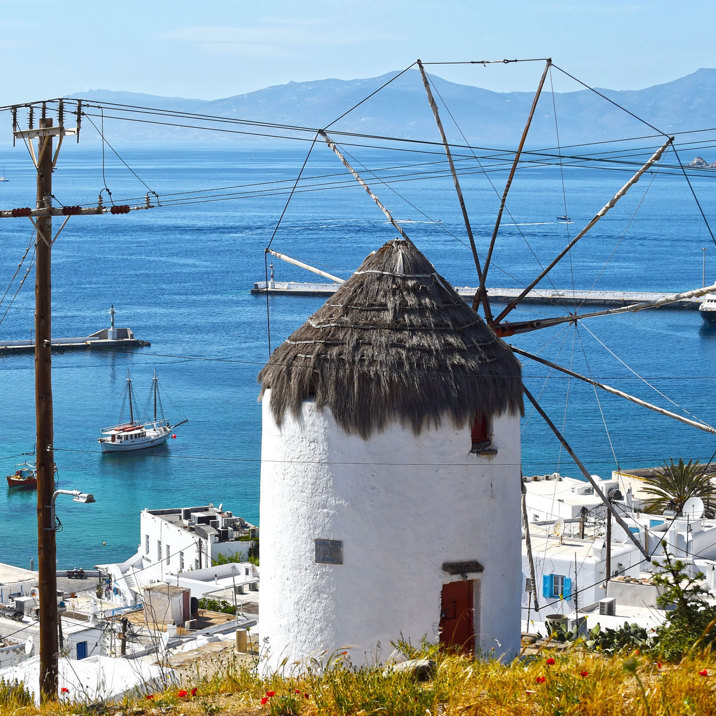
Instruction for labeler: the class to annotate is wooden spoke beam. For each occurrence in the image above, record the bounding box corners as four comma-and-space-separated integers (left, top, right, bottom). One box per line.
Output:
522, 384, 650, 560
497, 282, 716, 336
514, 346, 716, 435
494, 137, 673, 324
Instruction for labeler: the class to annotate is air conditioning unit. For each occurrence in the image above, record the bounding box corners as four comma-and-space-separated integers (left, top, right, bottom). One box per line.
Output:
599, 597, 616, 616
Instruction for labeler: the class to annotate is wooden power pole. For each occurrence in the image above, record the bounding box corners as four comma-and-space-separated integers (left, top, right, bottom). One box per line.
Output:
3, 101, 152, 701
35, 116, 58, 701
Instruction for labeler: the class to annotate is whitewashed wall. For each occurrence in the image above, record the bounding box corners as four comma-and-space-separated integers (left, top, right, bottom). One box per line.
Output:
260, 392, 521, 671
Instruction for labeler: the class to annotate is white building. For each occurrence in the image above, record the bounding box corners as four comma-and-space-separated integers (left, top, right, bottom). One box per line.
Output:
258, 239, 525, 670
523, 472, 622, 526
0, 613, 104, 666
97, 503, 257, 606
0, 563, 38, 606
521, 532, 643, 620
521, 470, 716, 633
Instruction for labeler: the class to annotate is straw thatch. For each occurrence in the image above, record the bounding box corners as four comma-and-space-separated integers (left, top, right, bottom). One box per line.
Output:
258, 239, 523, 438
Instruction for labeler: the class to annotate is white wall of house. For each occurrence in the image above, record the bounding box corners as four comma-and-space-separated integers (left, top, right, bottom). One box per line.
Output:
260, 393, 522, 671
521, 539, 642, 618
0, 616, 103, 666
139, 510, 209, 582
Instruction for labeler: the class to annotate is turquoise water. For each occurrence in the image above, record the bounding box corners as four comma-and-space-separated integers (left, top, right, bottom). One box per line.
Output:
0, 144, 714, 569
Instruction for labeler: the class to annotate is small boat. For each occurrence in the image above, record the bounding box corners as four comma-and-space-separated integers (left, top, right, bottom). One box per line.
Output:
556, 215, 571, 221
699, 293, 716, 325
6, 461, 37, 489
0, 167, 8, 182
98, 369, 187, 453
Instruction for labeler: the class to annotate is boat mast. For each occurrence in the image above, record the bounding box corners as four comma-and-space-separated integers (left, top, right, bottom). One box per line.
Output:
127, 370, 134, 424
153, 369, 157, 422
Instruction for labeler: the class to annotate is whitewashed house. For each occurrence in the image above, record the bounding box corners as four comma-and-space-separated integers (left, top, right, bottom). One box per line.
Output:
97, 504, 257, 606
521, 532, 643, 620
259, 239, 524, 670
0, 563, 38, 606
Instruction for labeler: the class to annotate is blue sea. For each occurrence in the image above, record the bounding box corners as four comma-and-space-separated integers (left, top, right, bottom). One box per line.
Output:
0, 142, 714, 570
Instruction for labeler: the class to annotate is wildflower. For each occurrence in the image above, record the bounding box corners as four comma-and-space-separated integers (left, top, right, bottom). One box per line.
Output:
535, 676, 546, 683
178, 689, 188, 698
191, 687, 197, 696
657, 662, 662, 670
305, 693, 310, 699
60, 687, 69, 694
295, 689, 301, 694
145, 694, 154, 700
580, 670, 589, 678
633, 649, 640, 656
261, 696, 269, 705
266, 690, 276, 697
545, 657, 555, 666
699, 669, 709, 677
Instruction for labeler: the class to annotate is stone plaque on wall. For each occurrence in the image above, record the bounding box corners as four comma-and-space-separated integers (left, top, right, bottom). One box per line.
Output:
315, 539, 343, 564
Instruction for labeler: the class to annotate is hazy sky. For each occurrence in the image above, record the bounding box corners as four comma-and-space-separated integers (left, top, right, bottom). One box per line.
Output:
0, 0, 713, 105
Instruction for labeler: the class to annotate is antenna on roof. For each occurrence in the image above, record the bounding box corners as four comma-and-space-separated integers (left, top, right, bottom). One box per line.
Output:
682, 497, 704, 519
551, 518, 565, 542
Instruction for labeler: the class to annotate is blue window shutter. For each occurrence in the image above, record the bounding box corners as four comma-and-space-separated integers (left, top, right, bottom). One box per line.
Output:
563, 577, 573, 600
542, 574, 553, 598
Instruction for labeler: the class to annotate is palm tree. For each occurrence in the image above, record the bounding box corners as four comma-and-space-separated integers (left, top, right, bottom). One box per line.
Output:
641, 458, 715, 518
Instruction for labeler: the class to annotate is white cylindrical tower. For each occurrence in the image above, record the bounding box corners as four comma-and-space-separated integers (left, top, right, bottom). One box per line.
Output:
258, 239, 523, 671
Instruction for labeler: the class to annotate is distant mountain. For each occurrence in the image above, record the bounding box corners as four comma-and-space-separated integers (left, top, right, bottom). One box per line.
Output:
69, 68, 716, 149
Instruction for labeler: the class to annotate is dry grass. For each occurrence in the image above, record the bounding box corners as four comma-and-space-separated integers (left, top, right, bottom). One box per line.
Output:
1, 646, 715, 715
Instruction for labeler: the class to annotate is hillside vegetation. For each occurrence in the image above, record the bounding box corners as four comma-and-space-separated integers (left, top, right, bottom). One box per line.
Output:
1, 645, 714, 715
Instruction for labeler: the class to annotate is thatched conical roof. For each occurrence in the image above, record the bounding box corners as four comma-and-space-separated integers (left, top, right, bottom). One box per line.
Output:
258, 239, 523, 438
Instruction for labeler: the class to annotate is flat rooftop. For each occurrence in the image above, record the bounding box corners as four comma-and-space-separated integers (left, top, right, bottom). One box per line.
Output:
0, 562, 37, 585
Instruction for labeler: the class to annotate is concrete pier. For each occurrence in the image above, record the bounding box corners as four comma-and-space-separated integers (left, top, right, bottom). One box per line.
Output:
0, 328, 150, 356
251, 280, 703, 309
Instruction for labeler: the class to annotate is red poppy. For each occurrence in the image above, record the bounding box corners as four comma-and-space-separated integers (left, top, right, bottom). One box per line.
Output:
633, 649, 640, 656
178, 689, 188, 698
657, 662, 662, 670
145, 694, 154, 700
304, 693, 310, 699
699, 669, 709, 677
545, 657, 555, 665
266, 690, 276, 697
60, 687, 69, 694
261, 696, 269, 705
535, 676, 546, 683
580, 670, 589, 678
191, 687, 197, 696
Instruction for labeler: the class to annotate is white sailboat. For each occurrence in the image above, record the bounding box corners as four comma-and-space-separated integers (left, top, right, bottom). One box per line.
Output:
98, 369, 187, 453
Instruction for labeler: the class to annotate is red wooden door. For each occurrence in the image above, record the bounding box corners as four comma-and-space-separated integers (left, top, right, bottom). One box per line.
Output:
439, 580, 475, 654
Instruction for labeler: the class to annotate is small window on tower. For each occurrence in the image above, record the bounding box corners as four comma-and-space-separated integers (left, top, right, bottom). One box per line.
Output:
470, 413, 495, 454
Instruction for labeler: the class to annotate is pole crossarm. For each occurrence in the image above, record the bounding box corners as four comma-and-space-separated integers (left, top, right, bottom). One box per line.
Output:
0, 205, 153, 219
13, 126, 77, 139
497, 282, 716, 336
522, 384, 651, 560
513, 345, 716, 435
494, 137, 673, 324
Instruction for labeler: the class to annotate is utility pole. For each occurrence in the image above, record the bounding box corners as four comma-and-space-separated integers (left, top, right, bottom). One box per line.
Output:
35, 115, 58, 702
4, 101, 152, 703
